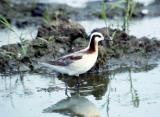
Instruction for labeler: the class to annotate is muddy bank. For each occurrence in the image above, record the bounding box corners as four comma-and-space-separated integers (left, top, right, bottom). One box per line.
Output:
0, 1, 73, 28
147, 0, 160, 17
84, 0, 160, 19
1, 0, 160, 29
0, 18, 86, 72
0, 0, 42, 28
0, 17, 160, 73
90, 27, 160, 73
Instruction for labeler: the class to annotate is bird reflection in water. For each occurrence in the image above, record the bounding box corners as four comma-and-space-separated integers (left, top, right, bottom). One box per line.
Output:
59, 72, 110, 100
43, 73, 110, 117
43, 95, 100, 117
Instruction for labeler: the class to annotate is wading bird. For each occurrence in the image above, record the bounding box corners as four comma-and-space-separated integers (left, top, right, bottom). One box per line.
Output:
40, 32, 105, 76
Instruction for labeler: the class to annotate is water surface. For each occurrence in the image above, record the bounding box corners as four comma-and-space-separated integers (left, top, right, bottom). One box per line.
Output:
0, 26, 38, 46
11, 0, 154, 7
79, 17, 160, 39
0, 63, 160, 117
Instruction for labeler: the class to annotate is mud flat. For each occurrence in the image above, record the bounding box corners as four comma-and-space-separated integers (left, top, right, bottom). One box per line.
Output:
0, 16, 160, 73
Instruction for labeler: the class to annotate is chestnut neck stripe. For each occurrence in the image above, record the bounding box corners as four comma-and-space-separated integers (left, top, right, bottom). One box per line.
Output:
86, 35, 100, 53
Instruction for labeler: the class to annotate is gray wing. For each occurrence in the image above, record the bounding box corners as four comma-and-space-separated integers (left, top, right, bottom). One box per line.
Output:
46, 55, 82, 66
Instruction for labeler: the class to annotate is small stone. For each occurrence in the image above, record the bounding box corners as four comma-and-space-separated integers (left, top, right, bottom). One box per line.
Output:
59, 48, 65, 54
141, 9, 149, 15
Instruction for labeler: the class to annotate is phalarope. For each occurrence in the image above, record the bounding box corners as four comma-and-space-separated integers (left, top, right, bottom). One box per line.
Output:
40, 32, 105, 76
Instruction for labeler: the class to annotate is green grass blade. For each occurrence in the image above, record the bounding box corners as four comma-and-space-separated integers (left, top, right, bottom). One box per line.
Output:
0, 15, 15, 32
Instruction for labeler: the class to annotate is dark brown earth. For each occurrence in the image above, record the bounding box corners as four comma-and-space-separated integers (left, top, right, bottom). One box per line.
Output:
0, 18, 86, 72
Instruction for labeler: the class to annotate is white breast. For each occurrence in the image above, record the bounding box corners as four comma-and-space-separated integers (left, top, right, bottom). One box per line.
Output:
67, 52, 98, 75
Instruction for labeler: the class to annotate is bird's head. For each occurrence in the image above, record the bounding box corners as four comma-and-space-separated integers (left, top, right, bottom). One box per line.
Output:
90, 32, 104, 42
90, 31, 113, 47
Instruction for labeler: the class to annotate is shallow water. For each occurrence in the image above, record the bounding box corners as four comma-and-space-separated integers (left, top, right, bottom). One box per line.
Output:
0, 26, 38, 46
12, 0, 154, 8
79, 17, 160, 39
135, 0, 154, 6
0, 62, 160, 117
11, 0, 100, 8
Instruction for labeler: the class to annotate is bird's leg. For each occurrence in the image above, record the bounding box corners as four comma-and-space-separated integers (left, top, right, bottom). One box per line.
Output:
75, 77, 80, 93
64, 77, 69, 97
